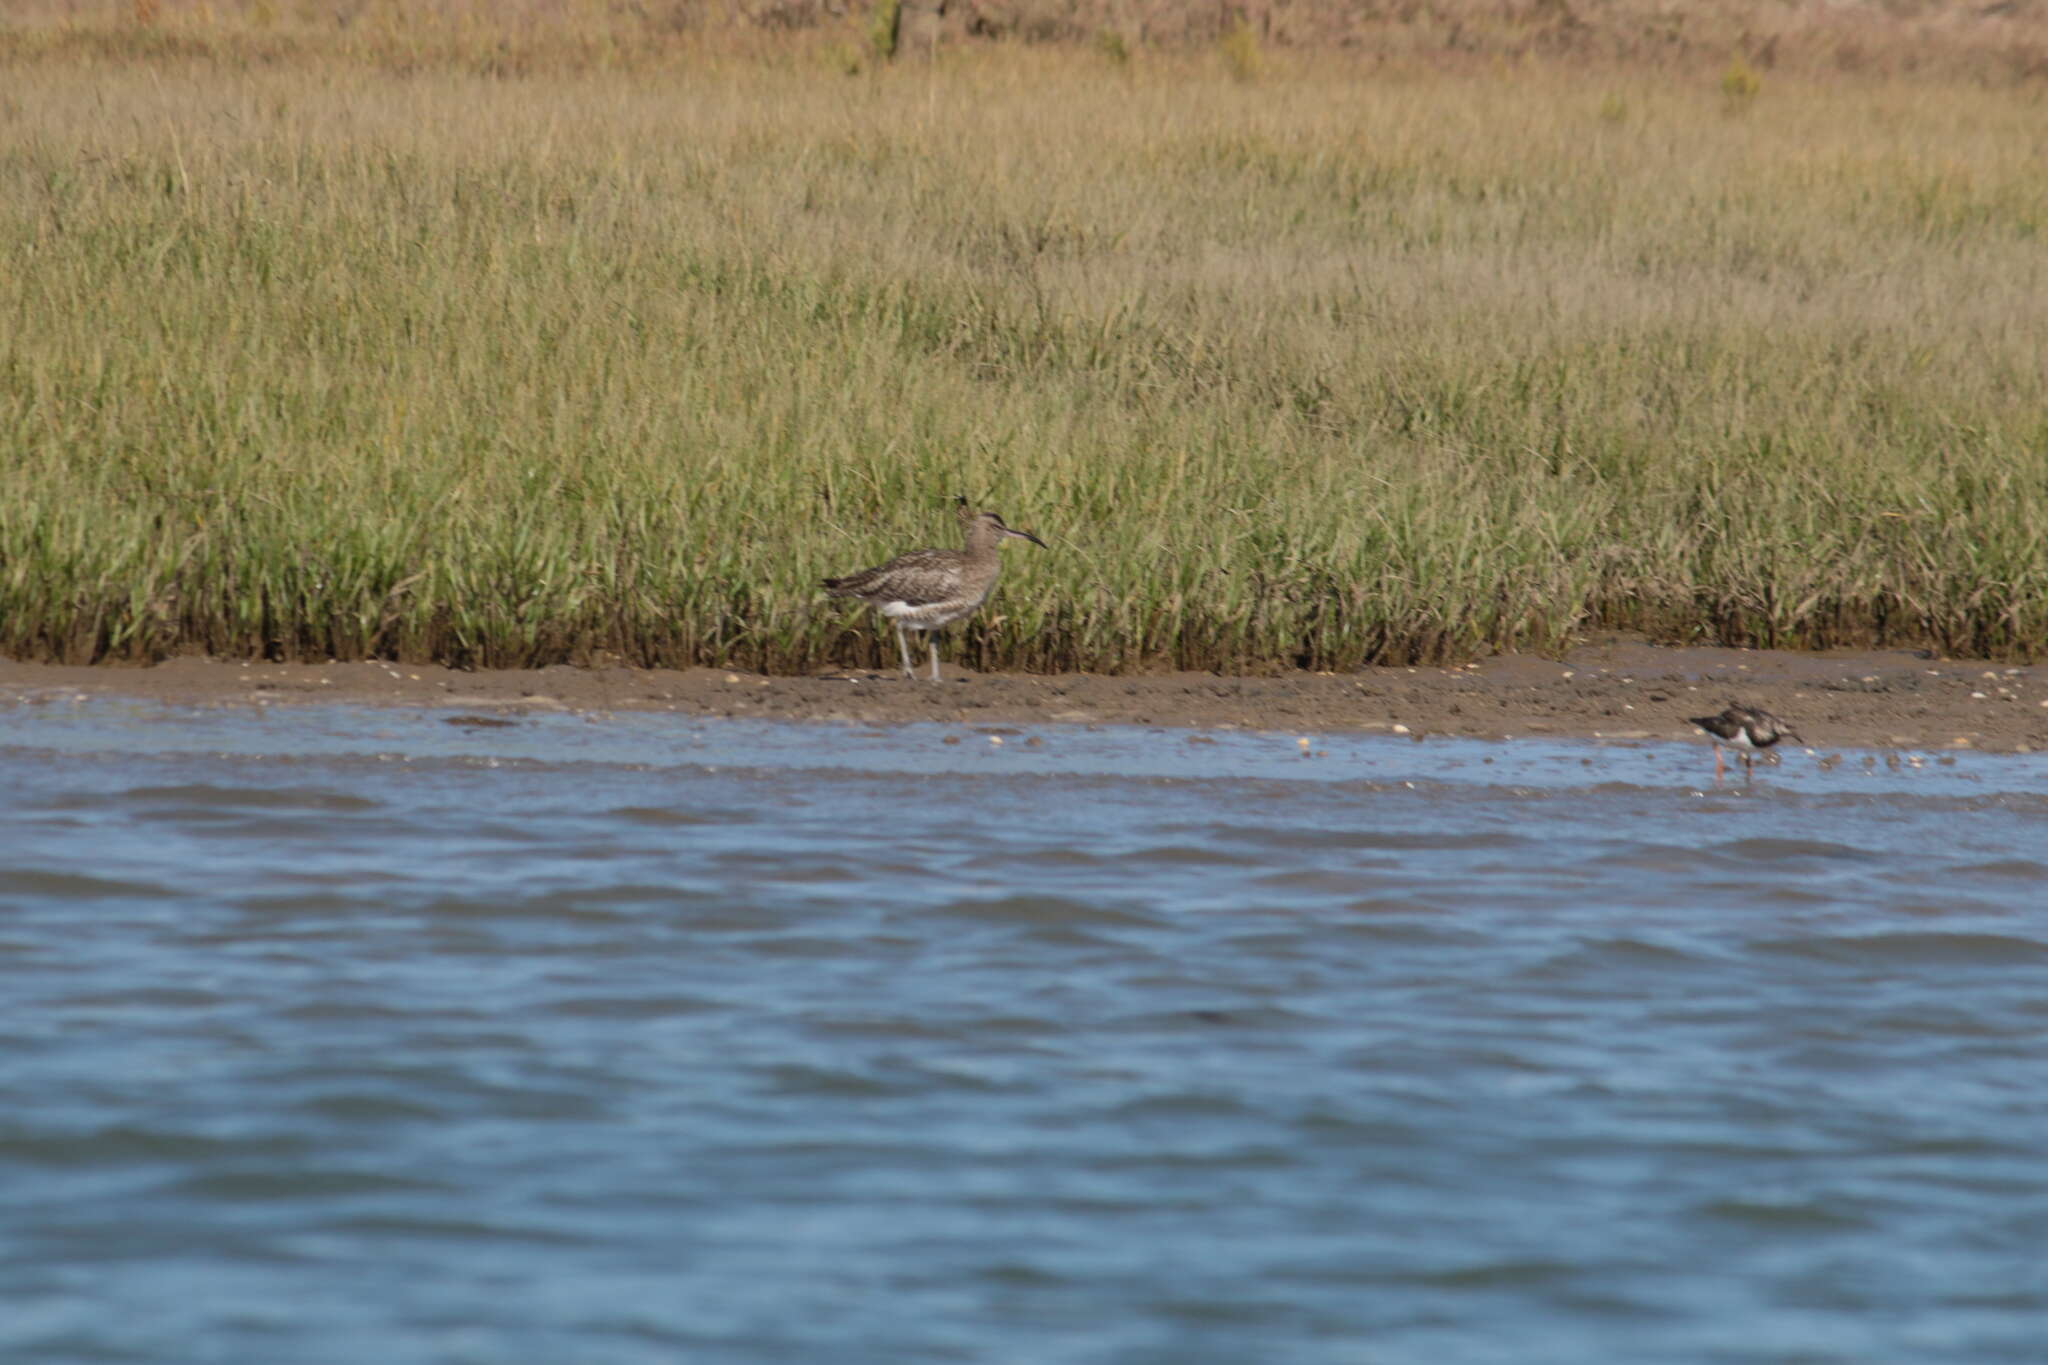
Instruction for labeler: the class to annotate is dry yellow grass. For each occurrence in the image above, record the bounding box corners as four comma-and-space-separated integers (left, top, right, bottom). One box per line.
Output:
3, 16, 2046, 670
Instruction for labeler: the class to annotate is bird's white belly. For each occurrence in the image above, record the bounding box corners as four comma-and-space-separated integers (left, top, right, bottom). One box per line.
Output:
880, 597, 982, 630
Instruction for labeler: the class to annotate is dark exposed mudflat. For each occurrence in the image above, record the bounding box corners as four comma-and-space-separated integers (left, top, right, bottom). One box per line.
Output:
5, 637, 2044, 753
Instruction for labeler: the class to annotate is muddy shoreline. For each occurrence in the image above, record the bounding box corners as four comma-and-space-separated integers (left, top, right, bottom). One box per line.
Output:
4, 638, 2044, 754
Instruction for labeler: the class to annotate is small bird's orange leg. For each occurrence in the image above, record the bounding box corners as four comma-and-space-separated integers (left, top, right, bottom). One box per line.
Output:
1714, 744, 1725, 781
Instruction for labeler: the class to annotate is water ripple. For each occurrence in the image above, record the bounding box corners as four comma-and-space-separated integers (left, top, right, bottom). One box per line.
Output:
114, 784, 380, 813
926, 895, 1160, 930
1757, 931, 2048, 965
1, 709, 2045, 1363
0, 869, 173, 900
1708, 837, 1885, 863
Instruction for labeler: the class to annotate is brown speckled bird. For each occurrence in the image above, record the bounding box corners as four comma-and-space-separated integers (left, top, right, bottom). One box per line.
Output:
823, 499, 1046, 682
1690, 703, 1802, 778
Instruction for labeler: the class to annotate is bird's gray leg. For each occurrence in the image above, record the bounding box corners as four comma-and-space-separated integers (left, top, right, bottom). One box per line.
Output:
929, 635, 941, 683
895, 623, 915, 680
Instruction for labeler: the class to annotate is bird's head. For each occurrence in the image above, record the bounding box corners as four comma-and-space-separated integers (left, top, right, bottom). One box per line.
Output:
974, 511, 1046, 549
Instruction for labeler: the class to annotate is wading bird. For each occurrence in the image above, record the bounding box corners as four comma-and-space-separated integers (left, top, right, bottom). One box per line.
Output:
1690, 703, 1802, 779
823, 498, 1046, 682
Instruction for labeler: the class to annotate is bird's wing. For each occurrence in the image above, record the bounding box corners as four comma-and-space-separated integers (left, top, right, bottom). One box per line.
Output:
824, 549, 958, 605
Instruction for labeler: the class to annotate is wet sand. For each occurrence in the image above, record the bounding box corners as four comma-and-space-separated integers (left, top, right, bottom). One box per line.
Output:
5, 637, 2043, 753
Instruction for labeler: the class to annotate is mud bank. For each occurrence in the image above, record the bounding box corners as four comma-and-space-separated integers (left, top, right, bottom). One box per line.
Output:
4, 637, 2044, 754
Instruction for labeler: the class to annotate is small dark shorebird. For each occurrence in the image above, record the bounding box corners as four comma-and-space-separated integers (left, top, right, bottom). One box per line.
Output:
1690, 703, 1802, 779
823, 498, 1046, 682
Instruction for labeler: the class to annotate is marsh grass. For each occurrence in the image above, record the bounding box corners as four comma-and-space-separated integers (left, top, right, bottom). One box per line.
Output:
3, 35, 2047, 671
1719, 54, 1763, 110
868, 0, 901, 64
1218, 18, 1263, 83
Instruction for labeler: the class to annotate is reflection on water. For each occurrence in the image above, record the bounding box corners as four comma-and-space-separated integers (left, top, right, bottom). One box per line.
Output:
2, 700, 2046, 1363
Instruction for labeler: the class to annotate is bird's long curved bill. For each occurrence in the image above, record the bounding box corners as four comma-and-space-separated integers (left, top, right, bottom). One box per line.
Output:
1006, 527, 1048, 548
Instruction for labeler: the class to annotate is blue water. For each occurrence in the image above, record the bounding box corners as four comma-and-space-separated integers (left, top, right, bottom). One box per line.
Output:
2, 699, 2045, 1363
